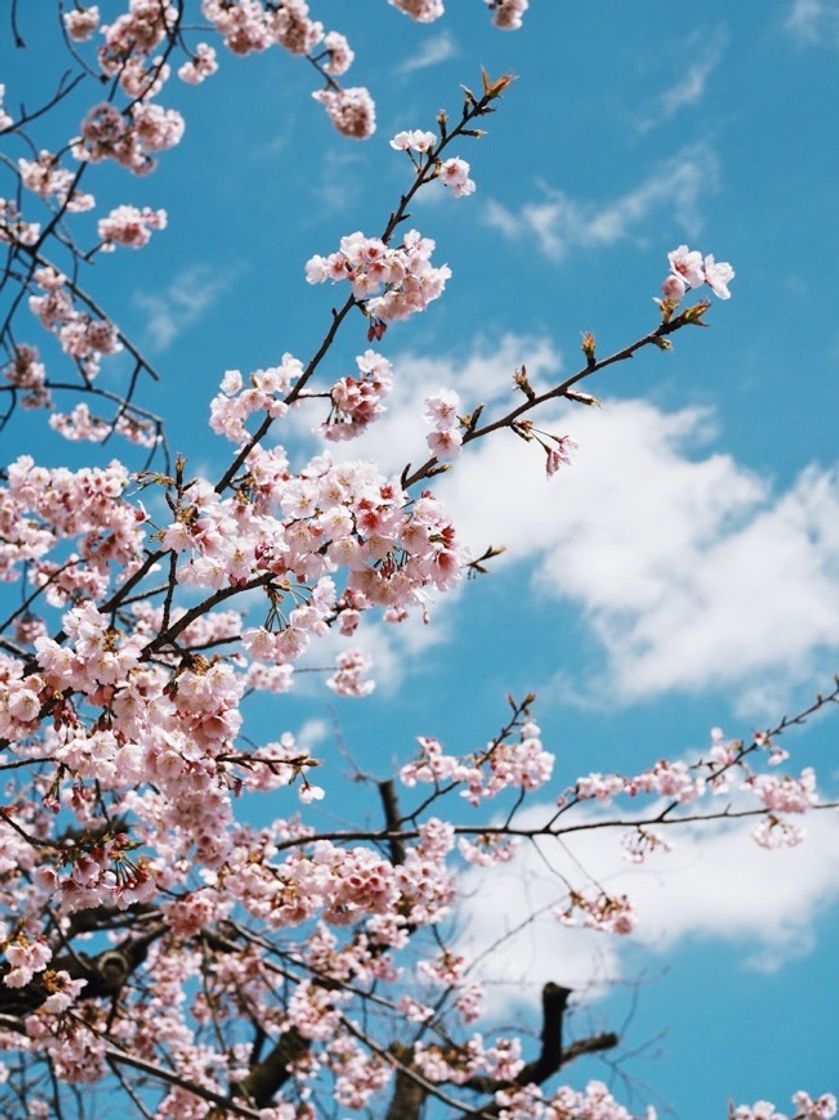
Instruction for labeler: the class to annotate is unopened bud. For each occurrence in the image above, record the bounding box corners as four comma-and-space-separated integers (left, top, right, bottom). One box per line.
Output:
581, 332, 596, 363
513, 365, 535, 401
565, 389, 600, 407
681, 300, 711, 325
481, 67, 515, 99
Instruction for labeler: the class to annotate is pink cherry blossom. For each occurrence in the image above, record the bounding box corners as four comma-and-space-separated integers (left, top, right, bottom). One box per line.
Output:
64, 5, 100, 40
704, 253, 735, 299
667, 244, 706, 288
312, 86, 376, 140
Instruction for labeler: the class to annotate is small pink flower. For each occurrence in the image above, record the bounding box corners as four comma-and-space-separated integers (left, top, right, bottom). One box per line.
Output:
704, 254, 735, 299
661, 274, 687, 301
427, 428, 463, 460
667, 244, 705, 289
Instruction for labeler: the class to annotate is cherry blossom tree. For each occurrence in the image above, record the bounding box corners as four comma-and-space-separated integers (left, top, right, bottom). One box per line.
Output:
0, 4, 835, 1119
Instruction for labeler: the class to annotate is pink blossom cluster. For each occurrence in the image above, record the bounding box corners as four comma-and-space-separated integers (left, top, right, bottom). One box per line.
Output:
63, 5, 100, 41
209, 355, 300, 443
2, 935, 52, 989
97, 203, 167, 250
439, 156, 476, 196
311, 86, 377, 140
161, 456, 460, 619
751, 816, 805, 850
201, 1, 371, 133
297, 920, 398, 988
273, 0, 326, 55
35, 835, 156, 914
327, 1034, 391, 1109
323, 30, 354, 75
326, 648, 376, 697
390, 0, 445, 21
370, 1032, 542, 1098
97, 0, 177, 74
732, 1093, 837, 1120
77, 100, 185, 175
0, 196, 39, 246
413, 1034, 506, 1085
18, 151, 95, 212
397, 993, 435, 1022
48, 402, 160, 447
455, 981, 486, 1022
571, 733, 827, 855
575, 758, 704, 806
219, 819, 454, 940
556, 889, 637, 935
489, 0, 530, 30
458, 833, 521, 865
322, 349, 394, 440
417, 948, 466, 985
178, 42, 219, 84
0, 196, 40, 245
0, 455, 142, 587
747, 766, 818, 814
29, 266, 121, 377
390, 128, 437, 153
400, 719, 554, 805
493, 1079, 656, 1120
3, 343, 49, 409
424, 387, 463, 460
390, 0, 530, 29
306, 229, 451, 322
662, 244, 735, 301
204, 0, 321, 56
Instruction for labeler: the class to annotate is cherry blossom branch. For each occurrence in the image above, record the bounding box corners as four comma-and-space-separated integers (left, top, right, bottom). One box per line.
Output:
402, 304, 712, 489
267, 798, 839, 857
213, 74, 513, 496
103, 1046, 264, 1120
342, 1015, 501, 1120
14, 244, 164, 383
0, 70, 88, 136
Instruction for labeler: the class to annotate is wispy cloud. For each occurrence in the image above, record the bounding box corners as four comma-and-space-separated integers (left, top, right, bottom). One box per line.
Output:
483, 144, 719, 260
135, 264, 230, 350
397, 30, 457, 74
637, 26, 728, 132
786, 0, 839, 44
315, 148, 366, 212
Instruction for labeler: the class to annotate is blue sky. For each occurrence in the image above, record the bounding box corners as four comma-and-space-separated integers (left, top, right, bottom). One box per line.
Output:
2, 2, 839, 1117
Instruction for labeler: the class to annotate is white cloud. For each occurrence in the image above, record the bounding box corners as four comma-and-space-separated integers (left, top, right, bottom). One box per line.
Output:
637, 27, 728, 132
786, 0, 839, 43
135, 265, 230, 350
482, 144, 718, 260
454, 800, 839, 1017
323, 336, 839, 713
397, 30, 457, 74
440, 397, 839, 710
296, 717, 331, 750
